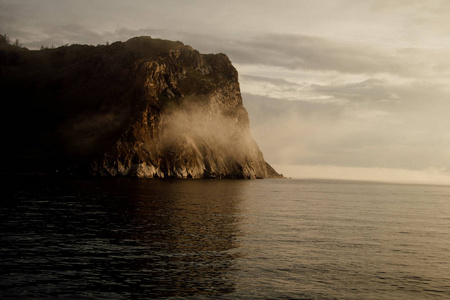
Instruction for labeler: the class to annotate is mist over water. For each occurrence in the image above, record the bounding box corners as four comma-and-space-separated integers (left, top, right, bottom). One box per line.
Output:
274, 164, 450, 186
161, 101, 258, 159
2, 178, 450, 299
243, 94, 450, 185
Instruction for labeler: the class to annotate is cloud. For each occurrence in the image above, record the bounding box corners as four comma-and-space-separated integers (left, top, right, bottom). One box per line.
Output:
235, 34, 399, 73
240, 74, 343, 104
243, 93, 346, 165
5, 16, 448, 82
0, 21, 427, 78
311, 79, 400, 104
240, 74, 449, 112
24, 24, 106, 48
142, 32, 414, 78
240, 74, 303, 87
244, 89, 450, 171
126, 31, 449, 80
274, 164, 450, 185
370, 0, 448, 12
0, 0, 17, 24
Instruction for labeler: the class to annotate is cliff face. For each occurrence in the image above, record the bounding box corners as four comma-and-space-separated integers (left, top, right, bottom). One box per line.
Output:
0, 36, 281, 178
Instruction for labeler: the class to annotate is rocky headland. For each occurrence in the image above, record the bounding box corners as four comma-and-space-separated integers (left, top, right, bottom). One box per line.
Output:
0, 35, 281, 178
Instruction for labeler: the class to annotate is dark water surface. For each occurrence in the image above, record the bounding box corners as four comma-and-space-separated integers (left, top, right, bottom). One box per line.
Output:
1, 178, 450, 299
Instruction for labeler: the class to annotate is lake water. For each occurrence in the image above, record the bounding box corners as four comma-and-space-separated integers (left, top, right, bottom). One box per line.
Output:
1, 177, 450, 299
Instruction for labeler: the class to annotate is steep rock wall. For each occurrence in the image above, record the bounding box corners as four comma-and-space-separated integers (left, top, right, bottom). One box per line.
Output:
0, 36, 281, 178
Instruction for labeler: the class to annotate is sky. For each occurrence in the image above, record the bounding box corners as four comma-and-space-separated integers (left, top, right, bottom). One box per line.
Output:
2, 0, 450, 184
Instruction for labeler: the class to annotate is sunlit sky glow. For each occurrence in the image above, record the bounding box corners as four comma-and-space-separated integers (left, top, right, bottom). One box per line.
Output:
2, 0, 450, 184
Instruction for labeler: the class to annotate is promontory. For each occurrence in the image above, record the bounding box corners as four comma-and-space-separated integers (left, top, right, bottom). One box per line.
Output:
0, 35, 281, 179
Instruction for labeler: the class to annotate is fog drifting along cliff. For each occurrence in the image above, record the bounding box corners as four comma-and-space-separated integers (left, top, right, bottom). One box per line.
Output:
0, 36, 281, 178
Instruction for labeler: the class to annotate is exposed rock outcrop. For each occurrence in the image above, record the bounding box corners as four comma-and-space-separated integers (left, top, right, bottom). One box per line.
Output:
0, 36, 281, 178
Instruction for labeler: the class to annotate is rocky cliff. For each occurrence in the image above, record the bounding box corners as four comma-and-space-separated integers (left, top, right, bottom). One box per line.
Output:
0, 36, 281, 178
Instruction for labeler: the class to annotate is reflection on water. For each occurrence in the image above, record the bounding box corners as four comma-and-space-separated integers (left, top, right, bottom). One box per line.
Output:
0, 178, 247, 299
2, 178, 450, 299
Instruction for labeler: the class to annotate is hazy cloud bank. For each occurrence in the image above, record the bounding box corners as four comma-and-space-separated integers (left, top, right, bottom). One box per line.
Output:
274, 164, 450, 186
244, 93, 450, 173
